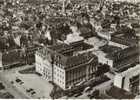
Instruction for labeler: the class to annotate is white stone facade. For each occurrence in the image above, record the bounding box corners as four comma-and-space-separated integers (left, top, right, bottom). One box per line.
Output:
114, 65, 140, 92
35, 52, 52, 81
53, 65, 66, 90
0, 53, 2, 68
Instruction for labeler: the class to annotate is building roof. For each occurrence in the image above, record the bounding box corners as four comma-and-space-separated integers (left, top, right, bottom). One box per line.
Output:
111, 34, 138, 46
37, 41, 97, 69
100, 45, 122, 55
117, 64, 140, 77
106, 45, 138, 60
106, 86, 136, 99
63, 52, 97, 68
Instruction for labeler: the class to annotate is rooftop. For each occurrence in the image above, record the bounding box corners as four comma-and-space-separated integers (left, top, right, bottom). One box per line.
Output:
106, 86, 136, 99
117, 64, 140, 77
99, 45, 122, 55
48, 40, 93, 56
84, 37, 123, 61
37, 41, 97, 69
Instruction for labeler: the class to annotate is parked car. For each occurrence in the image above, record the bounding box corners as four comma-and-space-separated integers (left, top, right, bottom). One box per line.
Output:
31, 91, 36, 95
15, 78, 24, 85
26, 88, 34, 92
19, 81, 24, 85
15, 78, 22, 83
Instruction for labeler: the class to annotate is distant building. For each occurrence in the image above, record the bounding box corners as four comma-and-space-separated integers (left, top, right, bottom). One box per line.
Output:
25, 45, 43, 65
85, 37, 139, 72
111, 35, 138, 46
0, 49, 24, 70
35, 47, 53, 81
114, 64, 140, 95
0, 52, 2, 70
0, 44, 43, 70
35, 41, 98, 90
107, 0, 140, 3
105, 45, 139, 72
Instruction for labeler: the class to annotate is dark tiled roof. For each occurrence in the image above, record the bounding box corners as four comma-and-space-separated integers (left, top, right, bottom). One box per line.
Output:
64, 52, 97, 68
100, 45, 122, 55
37, 41, 97, 69
111, 35, 138, 46
106, 45, 138, 60
106, 86, 136, 99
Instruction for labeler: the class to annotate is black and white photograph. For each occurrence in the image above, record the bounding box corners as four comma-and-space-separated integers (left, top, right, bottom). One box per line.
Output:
0, 0, 140, 99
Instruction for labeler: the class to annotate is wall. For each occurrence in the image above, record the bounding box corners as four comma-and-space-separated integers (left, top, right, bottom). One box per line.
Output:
107, 0, 139, 3
35, 52, 53, 81
114, 65, 140, 92
65, 65, 87, 89
114, 75, 123, 88
53, 64, 66, 90
35, 54, 44, 75
0, 53, 2, 68
109, 41, 128, 49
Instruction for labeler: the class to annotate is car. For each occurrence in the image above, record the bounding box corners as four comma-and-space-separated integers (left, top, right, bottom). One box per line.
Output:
26, 89, 31, 93
26, 88, 34, 92
31, 91, 36, 95
19, 81, 24, 85
15, 78, 22, 83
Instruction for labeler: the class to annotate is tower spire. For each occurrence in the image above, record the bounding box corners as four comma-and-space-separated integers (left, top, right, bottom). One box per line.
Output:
62, 0, 66, 14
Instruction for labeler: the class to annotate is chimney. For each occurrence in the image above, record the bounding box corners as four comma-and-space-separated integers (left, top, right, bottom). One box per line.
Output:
62, 0, 66, 14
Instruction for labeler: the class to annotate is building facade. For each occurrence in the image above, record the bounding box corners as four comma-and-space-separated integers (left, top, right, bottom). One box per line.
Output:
114, 65, 140, 95
0, 52, 2, 70
25, 45, 43, 65
0, 49, 24, 70
108, 46, 139, 71
35, 47, 53, 81
35, 41, 98, 90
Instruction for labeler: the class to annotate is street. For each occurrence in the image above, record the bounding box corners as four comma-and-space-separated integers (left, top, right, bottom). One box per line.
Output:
0, 65, 35, 99
0, 72, 29, 99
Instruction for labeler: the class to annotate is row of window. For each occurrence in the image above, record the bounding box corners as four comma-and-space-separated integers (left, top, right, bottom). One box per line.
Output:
54, 72, 64, 79
54, 77, 65, 85
36, 64, 43, 74
54, 66, 64, 74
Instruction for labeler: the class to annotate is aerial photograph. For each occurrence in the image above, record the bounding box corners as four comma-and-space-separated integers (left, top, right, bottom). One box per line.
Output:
0, 0, 140, 99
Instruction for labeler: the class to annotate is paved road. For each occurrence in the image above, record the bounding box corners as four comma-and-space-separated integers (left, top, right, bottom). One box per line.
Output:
64, 72, 115, 99
0, 72, 30, 99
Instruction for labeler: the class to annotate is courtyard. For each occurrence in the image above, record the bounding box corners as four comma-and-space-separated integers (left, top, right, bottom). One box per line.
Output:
1, 65, 53, 99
